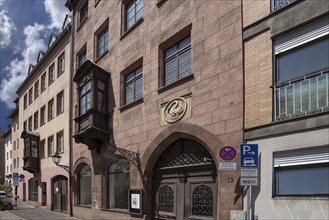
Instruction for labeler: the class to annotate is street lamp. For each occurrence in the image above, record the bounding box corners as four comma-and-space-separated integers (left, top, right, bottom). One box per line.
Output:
51, 152, 70, 173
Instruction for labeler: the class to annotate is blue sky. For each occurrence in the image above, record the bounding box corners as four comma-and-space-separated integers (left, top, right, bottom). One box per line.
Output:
0, 0, 68, 132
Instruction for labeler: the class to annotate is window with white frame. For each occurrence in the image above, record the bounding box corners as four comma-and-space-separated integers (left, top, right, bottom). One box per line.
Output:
48, 136, 54, 156
41, 73, 46, 92
58, 53, 65, 76
274, 17, 329, 121
273, 146, 329, 196
57, 91, 64, 115
57, 131, 64, 153
48, 63, 55, 85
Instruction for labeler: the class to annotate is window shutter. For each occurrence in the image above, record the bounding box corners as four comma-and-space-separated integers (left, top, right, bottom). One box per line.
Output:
274, 146, 329, 167
274, 17, 329, 55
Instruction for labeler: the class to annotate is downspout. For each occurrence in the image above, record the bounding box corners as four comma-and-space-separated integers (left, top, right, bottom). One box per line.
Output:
66, 14, 74, 217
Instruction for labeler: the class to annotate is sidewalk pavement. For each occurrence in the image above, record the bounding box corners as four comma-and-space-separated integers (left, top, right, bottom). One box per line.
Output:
1, 201, 79, 220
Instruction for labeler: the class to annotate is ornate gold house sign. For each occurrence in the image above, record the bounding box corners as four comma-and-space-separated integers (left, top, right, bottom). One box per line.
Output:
160, 95, 192, 126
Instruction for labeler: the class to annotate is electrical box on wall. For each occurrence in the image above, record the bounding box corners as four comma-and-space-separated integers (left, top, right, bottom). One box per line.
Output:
230, 210, 247, 220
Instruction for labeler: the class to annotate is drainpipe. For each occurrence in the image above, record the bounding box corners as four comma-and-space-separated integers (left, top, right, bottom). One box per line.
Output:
66, 13, 74, 217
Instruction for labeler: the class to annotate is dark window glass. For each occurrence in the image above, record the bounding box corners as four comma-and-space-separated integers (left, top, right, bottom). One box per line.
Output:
80, 165, 92, 206
40, 140, 45, 159
125, 67, 142, 104
34, 80, 39, 99
97, 28, 108, 58
48, 99, 54, 120
41, 73, 46, 92
48, 136, 54, 156
40, 105, 46, 126
29, 178, 38, 201
78, 50, 87, 67
276, 38, 329, 82
80, 3, 88, 24
274, 163, 329, 196
57, 91, 64, 115
58, 53, 65, 76
57, 131, 64, 153
126, 0, 143, 30
28, 117, 32, 131
28, 88, 33, 105
80, 81, 92, 116
165, 36, 192, 85
24, 94, 27, 109
109, 159, 130, 209
34, 112, 38, 130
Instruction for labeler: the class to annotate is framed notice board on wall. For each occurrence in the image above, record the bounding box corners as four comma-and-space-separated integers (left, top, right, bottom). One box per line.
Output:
128, 189, 143, 215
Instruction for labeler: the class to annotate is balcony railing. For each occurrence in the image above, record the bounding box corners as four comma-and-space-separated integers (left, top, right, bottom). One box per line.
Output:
274, 71, 329, 121
271, 0, 298, 12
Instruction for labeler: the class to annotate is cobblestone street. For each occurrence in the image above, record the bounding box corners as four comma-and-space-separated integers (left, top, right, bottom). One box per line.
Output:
0, 202, 78, 220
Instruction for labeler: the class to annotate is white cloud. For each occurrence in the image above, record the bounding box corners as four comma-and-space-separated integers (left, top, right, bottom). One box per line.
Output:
0, 0, 68, 108
0, 23, 47, 108
0, 10, 16, 48
44, 0, 68, 29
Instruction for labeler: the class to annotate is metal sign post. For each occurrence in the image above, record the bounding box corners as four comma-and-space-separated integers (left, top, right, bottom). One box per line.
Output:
240, 144, 259, 220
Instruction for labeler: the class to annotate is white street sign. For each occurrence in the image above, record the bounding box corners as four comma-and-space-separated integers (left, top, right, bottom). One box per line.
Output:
219, 162, 237, 170
240, 177, 258, 186
241, 168, 258, 177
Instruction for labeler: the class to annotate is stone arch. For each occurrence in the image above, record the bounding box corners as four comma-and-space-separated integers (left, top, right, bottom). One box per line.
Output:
141, 122, 223, 176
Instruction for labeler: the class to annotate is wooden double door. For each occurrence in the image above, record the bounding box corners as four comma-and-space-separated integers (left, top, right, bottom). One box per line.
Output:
152, 138, 218, 220
153, 170, 217, 220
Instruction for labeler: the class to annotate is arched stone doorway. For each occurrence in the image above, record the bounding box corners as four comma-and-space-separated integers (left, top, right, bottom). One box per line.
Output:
52, 175, 68, 212
152, 138, 217, 220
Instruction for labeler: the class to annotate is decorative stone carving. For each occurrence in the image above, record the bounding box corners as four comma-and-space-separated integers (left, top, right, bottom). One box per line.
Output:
160, 94, 192, 126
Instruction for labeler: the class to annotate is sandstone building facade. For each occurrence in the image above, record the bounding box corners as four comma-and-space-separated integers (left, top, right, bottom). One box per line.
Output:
66, 0, 244, 219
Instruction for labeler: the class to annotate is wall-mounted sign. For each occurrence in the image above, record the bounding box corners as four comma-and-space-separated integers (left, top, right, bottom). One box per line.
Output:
129, 189, 143, 215
219, 146, 237, 161
219, 162, 237, 170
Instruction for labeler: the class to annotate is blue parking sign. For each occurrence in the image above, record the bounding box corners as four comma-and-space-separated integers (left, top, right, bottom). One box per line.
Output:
240, 144, 258, 168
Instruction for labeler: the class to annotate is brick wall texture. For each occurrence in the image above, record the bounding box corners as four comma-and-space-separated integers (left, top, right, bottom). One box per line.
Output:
243, 0, 270, 27
244, 30, 273, 128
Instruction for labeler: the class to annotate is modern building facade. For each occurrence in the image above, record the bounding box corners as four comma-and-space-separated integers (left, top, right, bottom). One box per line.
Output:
66, 0, 244, 219
243, 0, 329, 219
15, 23, 71, 213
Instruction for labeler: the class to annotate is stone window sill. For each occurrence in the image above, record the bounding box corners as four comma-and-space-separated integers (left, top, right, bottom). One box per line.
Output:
120, 18, 144, 40
158, 74, 194, 94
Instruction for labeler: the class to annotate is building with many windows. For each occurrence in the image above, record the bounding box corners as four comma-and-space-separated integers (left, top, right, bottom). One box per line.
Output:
66, 0, 244, 219
0, 129, 5, 184
243, 0, 329, 219
15, 21, 71, 213
8, 98, 21, 187
3, 126, 13, 189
